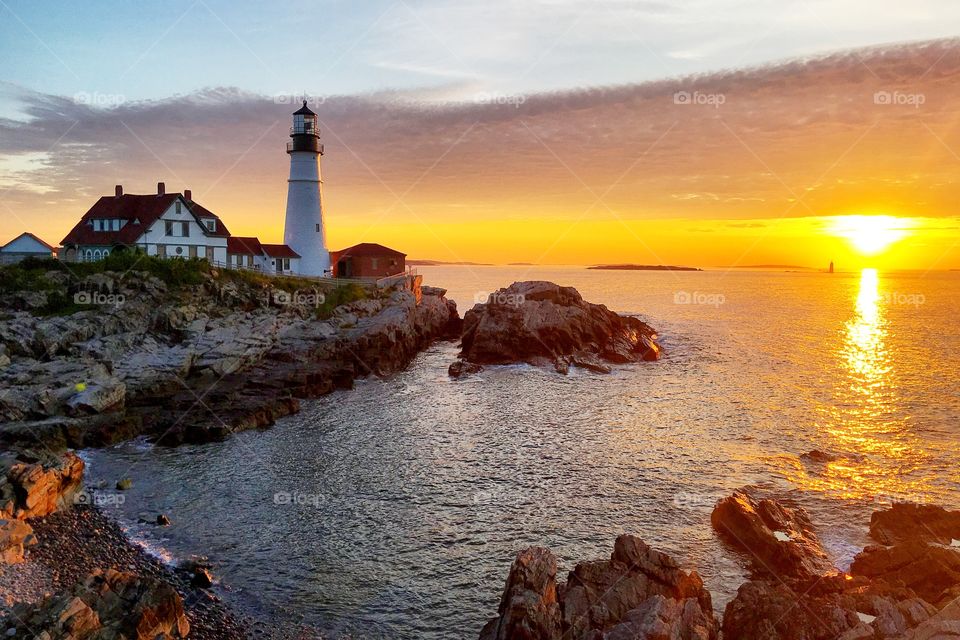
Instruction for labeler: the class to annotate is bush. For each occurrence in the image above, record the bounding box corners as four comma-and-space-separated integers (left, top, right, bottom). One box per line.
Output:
316, 283, 367, 319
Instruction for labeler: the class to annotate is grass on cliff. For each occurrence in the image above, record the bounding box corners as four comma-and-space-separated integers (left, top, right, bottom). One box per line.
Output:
1, 251, 369, 317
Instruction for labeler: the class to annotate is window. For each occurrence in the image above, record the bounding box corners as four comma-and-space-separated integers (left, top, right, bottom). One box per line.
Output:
283, 258, 290, 270
181, 222, 190, 237
84, 249, 93, 261
316, 224, 320, 233
371, 258, 379, 270
103, 249, 110, 257
93, 220, 101, 231
176, 202, 182, 214
165, 221, 174, 236
112, 219, 120, 231
204, 219, 216, 232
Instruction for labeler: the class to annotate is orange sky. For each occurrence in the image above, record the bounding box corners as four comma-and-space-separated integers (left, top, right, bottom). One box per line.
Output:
2, 40, 960, 269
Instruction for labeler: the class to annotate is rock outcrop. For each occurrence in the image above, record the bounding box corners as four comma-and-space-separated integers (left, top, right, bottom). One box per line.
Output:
6, 568, 190, 639
0, 517, 35, 564
456, 281, 660, 375
0, 451, 85, 519
1, 270, 459, 452
480, 534, 718, 640
869, 503, 960, 545
714, 492, 960, 640
711, 489, 834, 582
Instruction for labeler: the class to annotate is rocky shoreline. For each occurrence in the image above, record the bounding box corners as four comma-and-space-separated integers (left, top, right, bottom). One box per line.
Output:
480, 491, 960, 639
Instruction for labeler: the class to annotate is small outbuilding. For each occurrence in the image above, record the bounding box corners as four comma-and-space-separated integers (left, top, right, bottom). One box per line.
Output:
0, 232, 56, 264
330, 243, 405, 279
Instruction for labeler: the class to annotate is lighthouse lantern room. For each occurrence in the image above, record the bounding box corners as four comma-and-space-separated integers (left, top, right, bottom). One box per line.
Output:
283, 100, 330, 275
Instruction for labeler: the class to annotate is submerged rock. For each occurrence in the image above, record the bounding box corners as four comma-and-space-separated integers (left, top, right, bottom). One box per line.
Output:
480, 534, 718, 640
458, 281, 660, 373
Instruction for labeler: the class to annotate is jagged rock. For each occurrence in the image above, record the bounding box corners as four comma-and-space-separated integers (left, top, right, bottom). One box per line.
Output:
852, 539, 960, 606
480, 535, 718, 640
480, 547, 561, 640
711, 489, 834, 582
0, 518, 35, 564
449, 360, 484, 378
8, 568, 190, 639
0, 452, 84, 519
721, 574, 937, 640
869, 503, 960, 546
458, 281, 660, 373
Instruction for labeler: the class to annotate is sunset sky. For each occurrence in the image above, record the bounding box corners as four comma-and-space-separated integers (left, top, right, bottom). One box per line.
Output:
2, 1, 960, 269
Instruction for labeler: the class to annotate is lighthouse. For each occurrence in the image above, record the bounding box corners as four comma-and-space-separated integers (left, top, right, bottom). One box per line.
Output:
283, 101, 330, 276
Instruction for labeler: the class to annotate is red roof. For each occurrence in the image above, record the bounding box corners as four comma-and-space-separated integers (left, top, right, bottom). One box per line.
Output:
261, 244, 300, 258
1, 232, 56, 252
60, 192, 230, 246
227, 236, 263, 255
334, 242, 406, 258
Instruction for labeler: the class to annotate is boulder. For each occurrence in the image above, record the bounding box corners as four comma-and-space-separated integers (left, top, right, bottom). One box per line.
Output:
851, 539, 960, 606
1, 451, 85, 519
8, 568, 190, 639
480, 535, 718, 640
449, 360, 484, 378
869, 503, 960, 546
0, 518, 35, 564
711, 490, 834, 582
459, 281, 660, 373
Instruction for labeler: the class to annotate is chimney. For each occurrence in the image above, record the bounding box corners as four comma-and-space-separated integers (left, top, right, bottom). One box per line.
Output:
184, 189, 192, 202
115, 184, 123, 197
157, 182, 165, 196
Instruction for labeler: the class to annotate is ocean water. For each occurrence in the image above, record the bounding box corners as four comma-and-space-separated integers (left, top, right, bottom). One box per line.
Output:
83, 266, 960, 639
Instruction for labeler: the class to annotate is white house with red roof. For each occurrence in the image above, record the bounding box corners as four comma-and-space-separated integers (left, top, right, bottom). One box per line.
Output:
60, 182, 300, 274
0, 232, 56, 264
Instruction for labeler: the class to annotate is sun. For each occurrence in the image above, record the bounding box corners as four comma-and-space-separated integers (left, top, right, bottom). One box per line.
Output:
828, 215, 911, 256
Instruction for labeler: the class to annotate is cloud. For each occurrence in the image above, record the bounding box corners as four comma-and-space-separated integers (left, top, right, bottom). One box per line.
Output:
2, 37, 960, 248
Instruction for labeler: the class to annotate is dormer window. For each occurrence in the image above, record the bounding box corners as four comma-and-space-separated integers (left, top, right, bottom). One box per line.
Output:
204, 219, 216, 232
93, 219, 101, 231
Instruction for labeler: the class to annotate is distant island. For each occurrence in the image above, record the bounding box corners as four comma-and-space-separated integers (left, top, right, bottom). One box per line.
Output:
723, 264, 815, 270
508, 262, 535, 266
407, 259, 494, 266
587, 264, 702, 271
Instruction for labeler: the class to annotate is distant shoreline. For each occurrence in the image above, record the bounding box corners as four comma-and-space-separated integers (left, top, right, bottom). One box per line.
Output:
587, 264, 702, 272
407, 260, 494, 266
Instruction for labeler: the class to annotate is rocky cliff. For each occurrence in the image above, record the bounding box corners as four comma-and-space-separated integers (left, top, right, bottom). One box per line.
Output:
0, 265, 459, 452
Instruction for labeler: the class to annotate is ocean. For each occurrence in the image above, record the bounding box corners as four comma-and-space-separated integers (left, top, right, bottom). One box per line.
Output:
82, 265, 960, 638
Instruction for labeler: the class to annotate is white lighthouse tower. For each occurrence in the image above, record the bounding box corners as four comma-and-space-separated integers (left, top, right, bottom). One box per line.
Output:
283, 101, 330, 276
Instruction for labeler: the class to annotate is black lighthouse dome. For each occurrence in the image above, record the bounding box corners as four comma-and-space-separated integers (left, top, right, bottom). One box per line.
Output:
288, 100, 322, 154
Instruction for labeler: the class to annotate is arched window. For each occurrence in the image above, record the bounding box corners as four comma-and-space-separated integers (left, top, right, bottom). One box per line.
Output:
93, 250, 102, 261
103, 249, 110, 257
84, 249, 93, 262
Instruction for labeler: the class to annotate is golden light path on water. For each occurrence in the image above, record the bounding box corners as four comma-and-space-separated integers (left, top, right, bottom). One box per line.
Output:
787, 268, 930, 501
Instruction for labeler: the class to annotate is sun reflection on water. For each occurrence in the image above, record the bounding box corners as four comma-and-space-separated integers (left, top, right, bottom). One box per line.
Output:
785, 268, 929, 502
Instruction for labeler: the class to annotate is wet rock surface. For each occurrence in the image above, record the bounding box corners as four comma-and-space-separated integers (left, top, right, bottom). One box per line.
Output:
457, 281, 660, 374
